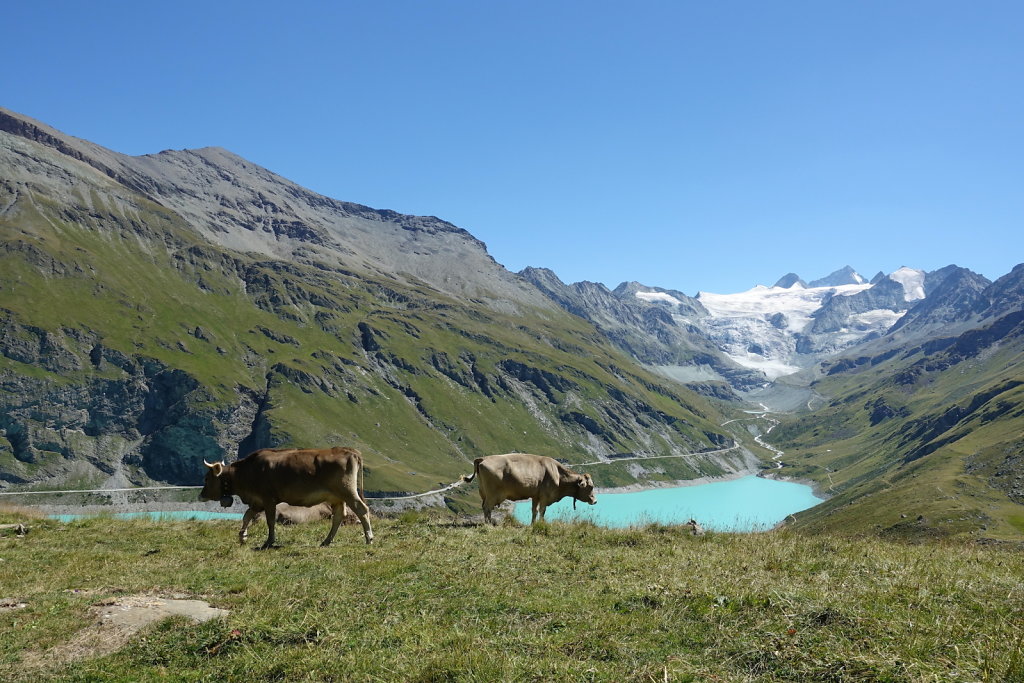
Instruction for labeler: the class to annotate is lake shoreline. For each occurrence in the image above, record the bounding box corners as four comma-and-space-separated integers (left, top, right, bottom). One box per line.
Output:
598, 467, 830, 502
596, 467, 757, 495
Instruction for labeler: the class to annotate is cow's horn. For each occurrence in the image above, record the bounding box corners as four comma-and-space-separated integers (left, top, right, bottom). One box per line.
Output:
203, 459, 216, 468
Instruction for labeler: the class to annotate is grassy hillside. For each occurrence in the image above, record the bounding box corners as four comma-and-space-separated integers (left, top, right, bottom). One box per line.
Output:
771, 312, 1024, 541
1, 508, 1022, 681
0, 152, 738, 493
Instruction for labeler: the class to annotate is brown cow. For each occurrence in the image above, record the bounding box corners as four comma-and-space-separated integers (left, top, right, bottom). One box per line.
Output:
463, 453, 596, 524
200, 447, 373, 548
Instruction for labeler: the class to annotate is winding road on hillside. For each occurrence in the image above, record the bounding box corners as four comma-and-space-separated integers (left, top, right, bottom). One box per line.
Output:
721, 404, 784, 468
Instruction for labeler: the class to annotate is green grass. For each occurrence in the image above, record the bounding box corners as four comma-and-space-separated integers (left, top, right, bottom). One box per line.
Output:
2, 511, 1023, 681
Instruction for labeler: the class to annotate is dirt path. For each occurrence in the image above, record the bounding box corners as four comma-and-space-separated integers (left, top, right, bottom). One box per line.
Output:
18, 594, 228, 671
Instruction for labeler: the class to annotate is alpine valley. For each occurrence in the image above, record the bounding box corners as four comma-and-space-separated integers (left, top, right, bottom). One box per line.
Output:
2, 108, 1022, 540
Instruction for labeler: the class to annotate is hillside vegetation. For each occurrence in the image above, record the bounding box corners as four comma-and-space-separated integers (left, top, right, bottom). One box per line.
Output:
0, 116, 740, 494
771, 307, 1024, 541
1, 510, 1021, 681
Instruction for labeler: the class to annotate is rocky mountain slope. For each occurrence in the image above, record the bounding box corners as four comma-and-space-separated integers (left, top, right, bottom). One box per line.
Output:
0, 108, 744, 494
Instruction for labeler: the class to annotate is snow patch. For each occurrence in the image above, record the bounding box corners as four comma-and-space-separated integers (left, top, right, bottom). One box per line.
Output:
725, 354, 802, 380
634, 290, 684, 306
889, 267, 926, 301
848, 309, 906, 330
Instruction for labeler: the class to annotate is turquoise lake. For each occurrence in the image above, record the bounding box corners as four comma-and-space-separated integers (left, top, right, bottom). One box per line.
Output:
512, 474, 823, 531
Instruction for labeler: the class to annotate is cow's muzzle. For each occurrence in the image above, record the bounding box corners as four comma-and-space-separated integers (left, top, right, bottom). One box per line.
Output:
220, 495, 233, 508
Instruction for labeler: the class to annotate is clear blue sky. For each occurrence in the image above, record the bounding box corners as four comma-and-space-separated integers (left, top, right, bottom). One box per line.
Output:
5, 1, 1022, 295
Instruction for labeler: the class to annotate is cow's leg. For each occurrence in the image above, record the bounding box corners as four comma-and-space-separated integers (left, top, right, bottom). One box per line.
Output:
531, 499, 541, 524
238, 507, 260, 544
482, 493, 500, 526
346, 495, 374, 545
260, 505, 277, 550
320, 502, 347, 547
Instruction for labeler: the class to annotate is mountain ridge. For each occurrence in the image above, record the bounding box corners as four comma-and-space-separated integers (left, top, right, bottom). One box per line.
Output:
0, 108, 746, 496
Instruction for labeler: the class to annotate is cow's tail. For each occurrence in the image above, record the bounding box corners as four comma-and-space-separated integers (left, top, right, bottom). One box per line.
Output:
462, 457, 483, 483
357, 452, 368, 505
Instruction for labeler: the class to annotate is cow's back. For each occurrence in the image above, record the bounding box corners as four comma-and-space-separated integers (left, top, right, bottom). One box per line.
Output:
476, 453, 557, 501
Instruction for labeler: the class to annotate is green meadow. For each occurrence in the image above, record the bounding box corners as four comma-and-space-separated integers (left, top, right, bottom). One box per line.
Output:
1, 508, 1022, 682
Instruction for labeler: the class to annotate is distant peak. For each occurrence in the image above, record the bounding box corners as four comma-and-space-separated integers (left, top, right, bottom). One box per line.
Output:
808, 266, 865, 288
773, 273, 806, 289
887, 266, 926, 301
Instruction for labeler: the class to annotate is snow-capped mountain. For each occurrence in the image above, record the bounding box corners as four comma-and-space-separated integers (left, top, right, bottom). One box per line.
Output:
694, 267, 924, 379
527, 262, 1002, 392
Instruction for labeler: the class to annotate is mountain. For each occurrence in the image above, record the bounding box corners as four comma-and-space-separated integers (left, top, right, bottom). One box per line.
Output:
807, 266, 866, 288
887, 265, 991, 338
526, 262, 1015, 392
0, 108, 743, 493
772, 273, 806, 289
519, 268, 764, 394
692, 268, 924, 381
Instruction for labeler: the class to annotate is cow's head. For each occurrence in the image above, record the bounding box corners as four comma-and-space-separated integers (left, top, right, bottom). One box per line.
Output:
200, 460, 235, 507
572, 472, 597, 509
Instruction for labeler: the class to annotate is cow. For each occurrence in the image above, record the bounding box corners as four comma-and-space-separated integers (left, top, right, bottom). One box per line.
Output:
462, 453, 597, 525
200, 446, 373, 548
235, 502, 358, 544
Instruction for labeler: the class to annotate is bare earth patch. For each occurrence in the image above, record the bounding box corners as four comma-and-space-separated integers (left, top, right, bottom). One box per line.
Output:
21, 595, 228, 670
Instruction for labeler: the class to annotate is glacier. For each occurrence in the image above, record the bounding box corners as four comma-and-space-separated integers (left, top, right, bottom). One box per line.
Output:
661, 270, 916, 381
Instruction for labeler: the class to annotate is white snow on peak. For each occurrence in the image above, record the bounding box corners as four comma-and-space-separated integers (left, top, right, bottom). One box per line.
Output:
852, 272, 867, 284
888, 267, 926, 301
695, 281, 875, 381
634, 290, 685, 306
697, 282, 871, 326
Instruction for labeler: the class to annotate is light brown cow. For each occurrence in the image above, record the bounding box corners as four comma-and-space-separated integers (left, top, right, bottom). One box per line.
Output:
236, 502, 359, 544
200, 446, 373, 548
463, 453, 597, 524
